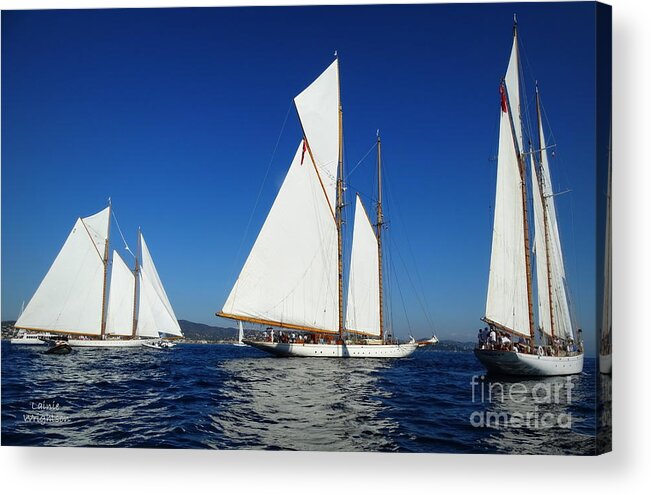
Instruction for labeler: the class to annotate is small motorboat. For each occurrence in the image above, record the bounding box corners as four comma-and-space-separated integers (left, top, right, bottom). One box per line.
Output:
143, 340, 176, 350
45, 340, 72, 355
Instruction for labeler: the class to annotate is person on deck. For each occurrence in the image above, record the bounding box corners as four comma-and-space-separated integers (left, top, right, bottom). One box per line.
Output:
488, 328, 497, 349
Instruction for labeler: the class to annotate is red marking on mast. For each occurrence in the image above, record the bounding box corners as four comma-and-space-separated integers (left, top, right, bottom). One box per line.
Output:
500, 83, 508, 113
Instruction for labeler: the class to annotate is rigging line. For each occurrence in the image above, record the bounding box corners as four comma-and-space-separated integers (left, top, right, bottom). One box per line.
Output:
345, 141, 378, 180
383, 161, 436, 331
80, 218, 104, 264
388, 242, 412, 335
228, 101, 293, 286
388, 233, 436, 333
516, 32, 537, 153
517, 32, 538, 139
111, 208, 135, 259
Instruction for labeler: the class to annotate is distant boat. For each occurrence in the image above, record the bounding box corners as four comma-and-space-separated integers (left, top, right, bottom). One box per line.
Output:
217, 57, 421, 358
474, 19, 584, 376
10, 301, 52, 345
233, 321, 246, 347
44, 340, 72, 355
11, 330, 54, 345
143, 340, 176, 350
14, 203, 183, 348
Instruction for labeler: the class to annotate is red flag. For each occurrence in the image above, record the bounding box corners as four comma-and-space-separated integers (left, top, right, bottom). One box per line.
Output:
301, 140, 307, 165
500, 83, 508, 113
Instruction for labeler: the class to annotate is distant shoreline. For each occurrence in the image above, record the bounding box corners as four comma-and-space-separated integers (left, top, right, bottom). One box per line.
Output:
2, 320, 474, 352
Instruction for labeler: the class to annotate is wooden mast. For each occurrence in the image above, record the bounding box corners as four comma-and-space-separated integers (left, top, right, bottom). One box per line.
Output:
100, 199, 111, 340
504, 19, 536, 343
375, 131, 385, 342
336, 54, 345, 340
535, 84, 556, 342
131, 227, 141, 339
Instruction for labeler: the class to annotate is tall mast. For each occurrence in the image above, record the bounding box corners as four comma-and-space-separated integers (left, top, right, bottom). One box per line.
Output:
131, 227, 141, 339
535, 84, 556, 341
376, 131, 385, 341
336, 54, 345, 339
503, 19, 536, 342
100, 199, 111, 339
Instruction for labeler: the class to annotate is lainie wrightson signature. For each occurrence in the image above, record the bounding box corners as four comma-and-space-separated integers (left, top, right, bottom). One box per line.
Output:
22, 400, 71, 425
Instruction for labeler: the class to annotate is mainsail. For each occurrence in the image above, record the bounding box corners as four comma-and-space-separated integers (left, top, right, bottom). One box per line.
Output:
485, 29, 531, 337
294, 59, 340, 212
345, 195, 381, 337
15, 206, 110, 335
105, 250, 136, 336
220, 61, 341, 333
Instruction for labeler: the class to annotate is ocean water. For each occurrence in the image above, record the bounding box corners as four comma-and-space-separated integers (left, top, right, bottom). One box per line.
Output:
1, 341, 599, 454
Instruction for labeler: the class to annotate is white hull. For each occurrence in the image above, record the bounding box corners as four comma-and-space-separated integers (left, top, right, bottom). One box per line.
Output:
245, 340, 418, 358
68, 338, 146, 348
599, 353, 612, 374
10, 337, 47, 345
474, 348, 584, 376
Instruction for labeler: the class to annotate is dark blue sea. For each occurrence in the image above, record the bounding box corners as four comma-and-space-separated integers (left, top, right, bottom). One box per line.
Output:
1, 341, 600, 454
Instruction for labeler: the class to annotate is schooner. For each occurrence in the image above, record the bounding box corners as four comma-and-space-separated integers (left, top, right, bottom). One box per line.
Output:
15, 203, 183, 347
474, 19, 584, 376
216, 57, 420, 358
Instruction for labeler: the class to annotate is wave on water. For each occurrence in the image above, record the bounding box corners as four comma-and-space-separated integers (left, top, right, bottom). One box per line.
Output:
1, 342, 597, 453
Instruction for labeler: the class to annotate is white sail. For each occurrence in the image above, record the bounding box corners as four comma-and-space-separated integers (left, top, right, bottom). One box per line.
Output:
238, 321, 244, 344
136, 270, 158, 339
345, 195, 381, 337
137, 233, 183, 337
505, 31, 523, 152
221, 141, 339, 332
485, 33, 530, 337
105, 251, 135, 336
294, 59, 340, 213
538, 115, 573, 341
531, 159, 552, 337
15, 207, 110, 335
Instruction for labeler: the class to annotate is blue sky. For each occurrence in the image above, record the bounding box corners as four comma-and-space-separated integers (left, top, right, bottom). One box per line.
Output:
2, 3, 600, 350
